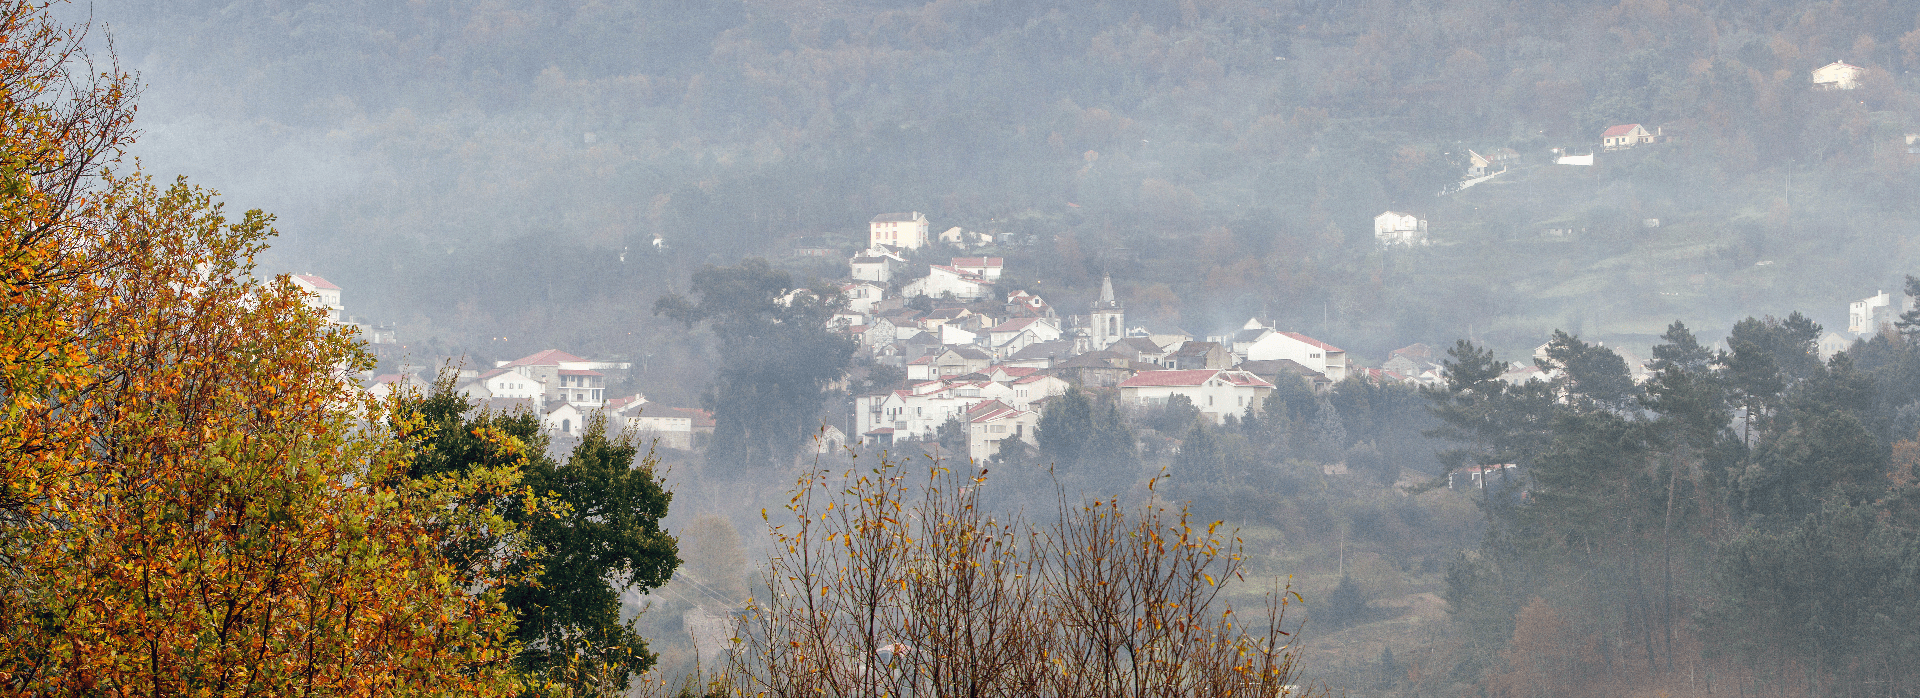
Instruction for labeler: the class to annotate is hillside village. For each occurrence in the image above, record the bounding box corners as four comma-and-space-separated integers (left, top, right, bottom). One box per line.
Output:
291, 90, 1919, 466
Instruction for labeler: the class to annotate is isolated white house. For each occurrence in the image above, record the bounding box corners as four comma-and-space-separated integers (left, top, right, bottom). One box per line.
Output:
1811, 60, 1864, 90
1601, 124, 1654, 150
1374, 211, 1428, 245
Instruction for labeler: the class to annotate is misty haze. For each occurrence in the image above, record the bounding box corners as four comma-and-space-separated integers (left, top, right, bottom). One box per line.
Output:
6, 0, 1920, 695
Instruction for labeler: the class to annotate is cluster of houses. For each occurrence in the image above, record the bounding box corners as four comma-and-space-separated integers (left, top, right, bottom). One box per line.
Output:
290, 274, 721, 449
833, 213, 1401, 461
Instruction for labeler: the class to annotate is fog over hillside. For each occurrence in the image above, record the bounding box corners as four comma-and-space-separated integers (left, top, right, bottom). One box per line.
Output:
53, 1, 1920, 695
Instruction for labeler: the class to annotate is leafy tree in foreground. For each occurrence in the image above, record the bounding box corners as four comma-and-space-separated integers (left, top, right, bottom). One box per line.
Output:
396, 379, 679, 696
0, 3, 524, 693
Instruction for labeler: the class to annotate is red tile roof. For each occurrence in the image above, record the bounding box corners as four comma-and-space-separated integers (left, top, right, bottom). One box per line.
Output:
1600, 124, 1641, 138
293, 274, 339, 290
1279, 331, 1343, 353
503, 349, 586, 367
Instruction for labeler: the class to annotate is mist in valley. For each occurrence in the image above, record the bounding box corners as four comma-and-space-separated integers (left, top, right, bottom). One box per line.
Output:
40, 0, 1920, 695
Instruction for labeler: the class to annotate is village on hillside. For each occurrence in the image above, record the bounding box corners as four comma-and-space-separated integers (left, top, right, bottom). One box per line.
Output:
290, 90, 1913, 465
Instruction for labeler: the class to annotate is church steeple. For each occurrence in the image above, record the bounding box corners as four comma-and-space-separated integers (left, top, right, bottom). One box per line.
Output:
1091, 273, 1124, 349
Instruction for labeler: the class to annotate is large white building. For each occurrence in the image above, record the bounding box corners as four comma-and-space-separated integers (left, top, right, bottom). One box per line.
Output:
870, 212, 930, 250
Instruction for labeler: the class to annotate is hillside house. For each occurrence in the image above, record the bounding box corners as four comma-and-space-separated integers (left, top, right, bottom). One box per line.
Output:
1007, 373, 1070, 409
1466, 149, 1492, 177
467, 368, 547, 406
1450, 463, 1518, 489
855, 380, 1011, 441
495, 349, 629, 409
1108, 337, 1170, 365
1819, 331, 1853, 360
850, 250, 907, 284
966, 400, 1039, 461
1131, 322, 1193, 351
1374, 211, 1428, 245
1004, 290, 1056, 319
1235, 359, 1331, 392
904, 265, 993, 300
810, 425, 848, 454
988, 317, 1062, 351
290, 274, 344, 322
1052, 350, 1141, 387
629, 407, 713, 450
1163, 341, 1230, 370
1119, 370, 1275, 425
1811, 60, 1864, 90
1237, 326, 1348, 381
841, 281, 886, 314
951, 257, 1004, 280
1849, 290, 1908, 336
1002, 340, 1078, 369
545, 402, 585, 435
870, 211, 930, 250
1601, 124, 1654, 150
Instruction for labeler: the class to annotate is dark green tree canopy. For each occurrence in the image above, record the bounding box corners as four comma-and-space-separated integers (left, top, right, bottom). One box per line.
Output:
396, 376, 679, 695
656, 258, 856, 469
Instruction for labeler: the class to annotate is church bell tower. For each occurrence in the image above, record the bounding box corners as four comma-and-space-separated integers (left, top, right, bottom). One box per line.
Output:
1090, 274, 1124, 350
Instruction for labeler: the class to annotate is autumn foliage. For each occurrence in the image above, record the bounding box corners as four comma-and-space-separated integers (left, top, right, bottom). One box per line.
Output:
0, 2, 524, 694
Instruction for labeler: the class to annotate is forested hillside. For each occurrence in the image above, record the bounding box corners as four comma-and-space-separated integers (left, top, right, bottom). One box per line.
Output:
81, 0, 1920, 369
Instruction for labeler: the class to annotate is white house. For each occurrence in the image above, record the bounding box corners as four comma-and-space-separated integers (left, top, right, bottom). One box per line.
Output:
495, 349, 629, 408
870, 212, 930, 250
1237, 325, 1348, 381
855, 379, 1012, 441
1118, 369, 1275, 425
290, 274, 344, 322
1006, 373, 1070, 410
850, 249, 907, 284
1849, 290, 1907, 336
1811, 60, 1864, 90
841, 281, 886, 315
477, 368, 547, 405
987, 317, 1062, 348
545, 402, 586, 436
965, 400, 1038, 461
1600, 124, 1654, 150
950, 257, 1004, 280
1818, 331, 1853, 361
1374, 211, 1428, 246
904, 265, 993, 300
